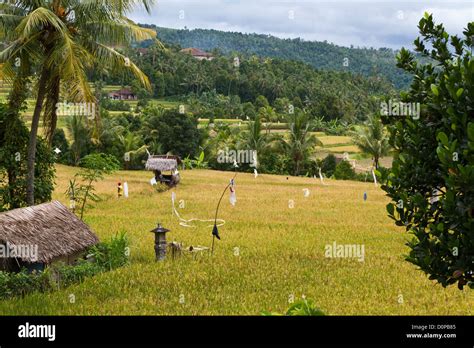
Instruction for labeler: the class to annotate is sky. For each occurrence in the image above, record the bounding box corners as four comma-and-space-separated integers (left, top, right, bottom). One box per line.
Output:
130, 0, 474, 49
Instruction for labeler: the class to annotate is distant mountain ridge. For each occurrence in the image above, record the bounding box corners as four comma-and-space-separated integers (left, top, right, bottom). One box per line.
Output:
139, 25, 412, 90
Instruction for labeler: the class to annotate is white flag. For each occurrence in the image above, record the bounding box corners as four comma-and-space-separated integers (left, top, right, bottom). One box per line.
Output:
123, 182, 129, 198
230, 190, 237, 206
150, 177, 157, 186
319, 168, 326, 185
372, 169, 378, 187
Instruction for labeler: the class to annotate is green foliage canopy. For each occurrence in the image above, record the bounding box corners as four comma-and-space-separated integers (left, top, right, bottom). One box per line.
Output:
382, 15, 474, 290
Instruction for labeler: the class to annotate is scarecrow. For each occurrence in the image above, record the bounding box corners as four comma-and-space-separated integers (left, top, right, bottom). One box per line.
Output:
117, 182, 123, 198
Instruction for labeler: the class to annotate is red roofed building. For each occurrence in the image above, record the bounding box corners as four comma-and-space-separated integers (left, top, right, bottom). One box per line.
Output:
180, 47, 214, 61
108, 88, 137, 101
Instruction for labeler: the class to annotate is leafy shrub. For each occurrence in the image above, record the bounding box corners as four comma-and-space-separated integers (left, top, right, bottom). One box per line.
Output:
323, 119, 348, 136
79, 153, 120, 172
100, 98, 131, 111
183, 151, 208, 170
321, 154, 337, 177
53, 262, 101, 288
51, 128, 71, 164
71, 153, 120, 219
334, 160, 356, 180
0, 269, 52, 300
90, 232, 130, 271
260, 153, 291, 175
374, 166, 390, 185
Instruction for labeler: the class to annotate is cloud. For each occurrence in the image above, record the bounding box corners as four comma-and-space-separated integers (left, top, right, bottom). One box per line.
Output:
130, 0, 473, 49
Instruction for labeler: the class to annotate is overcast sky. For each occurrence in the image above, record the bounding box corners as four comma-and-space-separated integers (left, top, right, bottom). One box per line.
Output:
130, 0, 473, 49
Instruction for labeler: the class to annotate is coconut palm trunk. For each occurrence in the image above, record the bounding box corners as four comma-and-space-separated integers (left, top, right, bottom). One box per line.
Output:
26, 67, 49, 206
374, 155, 380, 170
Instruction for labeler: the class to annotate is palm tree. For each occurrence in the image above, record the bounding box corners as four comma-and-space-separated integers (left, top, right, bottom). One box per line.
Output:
351, 114, 390, 169
238, 115, 276, 167
66, 115, 90, 166
118, 131, 147, 169
258, 105, 278, 134
282, 111, 322, 176
0, 0, 156, 205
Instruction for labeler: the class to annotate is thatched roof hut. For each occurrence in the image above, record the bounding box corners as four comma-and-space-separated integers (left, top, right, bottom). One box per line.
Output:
0, 201, 99, 267
145, 155, 182, 172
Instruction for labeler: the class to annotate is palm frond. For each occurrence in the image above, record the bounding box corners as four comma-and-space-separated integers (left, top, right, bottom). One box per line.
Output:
16, 7, 67, 38
87, 42, 151, 90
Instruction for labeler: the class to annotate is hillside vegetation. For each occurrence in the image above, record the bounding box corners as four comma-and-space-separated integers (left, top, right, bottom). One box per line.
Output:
116, 42, 397, 123
139, 26, 412, 90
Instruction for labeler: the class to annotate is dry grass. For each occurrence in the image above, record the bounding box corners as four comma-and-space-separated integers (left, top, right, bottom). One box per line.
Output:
323, 145, 361, 153
318, 136, 352, 146
0, 166, 472, 315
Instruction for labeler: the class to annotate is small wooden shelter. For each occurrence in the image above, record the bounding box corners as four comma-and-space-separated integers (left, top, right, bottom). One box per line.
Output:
145, 155, 182, 187
0, 201, 99, 272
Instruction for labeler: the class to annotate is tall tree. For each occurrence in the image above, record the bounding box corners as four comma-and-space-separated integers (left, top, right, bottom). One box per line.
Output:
238, 114, 276, 167
281, 111, 322, 176
382, 15, 474, 289
0, 0, 156, 205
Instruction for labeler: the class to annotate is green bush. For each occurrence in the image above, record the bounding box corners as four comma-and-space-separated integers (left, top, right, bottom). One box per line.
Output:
0, 269, 52, 300
52, 128, 71, 164
79, 153, 120, 172
321, 154, 337, 177
334, 160, 356, 180
53, 262, 101, 289
100, 98, 131, 111
90, 232, 130, 271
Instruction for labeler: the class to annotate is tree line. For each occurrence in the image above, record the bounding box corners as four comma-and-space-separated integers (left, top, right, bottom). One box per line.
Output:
139, 25, 414, 90
102, 42, 397, 124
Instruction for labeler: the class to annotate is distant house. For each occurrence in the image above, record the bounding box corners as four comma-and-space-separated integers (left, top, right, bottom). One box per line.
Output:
108, 88, 137, 100
0, 201, 99, 272
180, 47, 214, 61
137, 48, 149, 56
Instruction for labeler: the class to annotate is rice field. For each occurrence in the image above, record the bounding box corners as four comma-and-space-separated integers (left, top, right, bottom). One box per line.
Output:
0, 165, 472, 315
318, 135, 353, 146
323, 145, 361, 153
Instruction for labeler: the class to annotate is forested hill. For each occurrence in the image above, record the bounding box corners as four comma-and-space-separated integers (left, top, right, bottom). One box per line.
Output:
139, 25, 412, 90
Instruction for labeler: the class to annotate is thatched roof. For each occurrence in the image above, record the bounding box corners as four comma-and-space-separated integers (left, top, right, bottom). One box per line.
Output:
146, 155, 181, 172
0, 201, 99, 264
